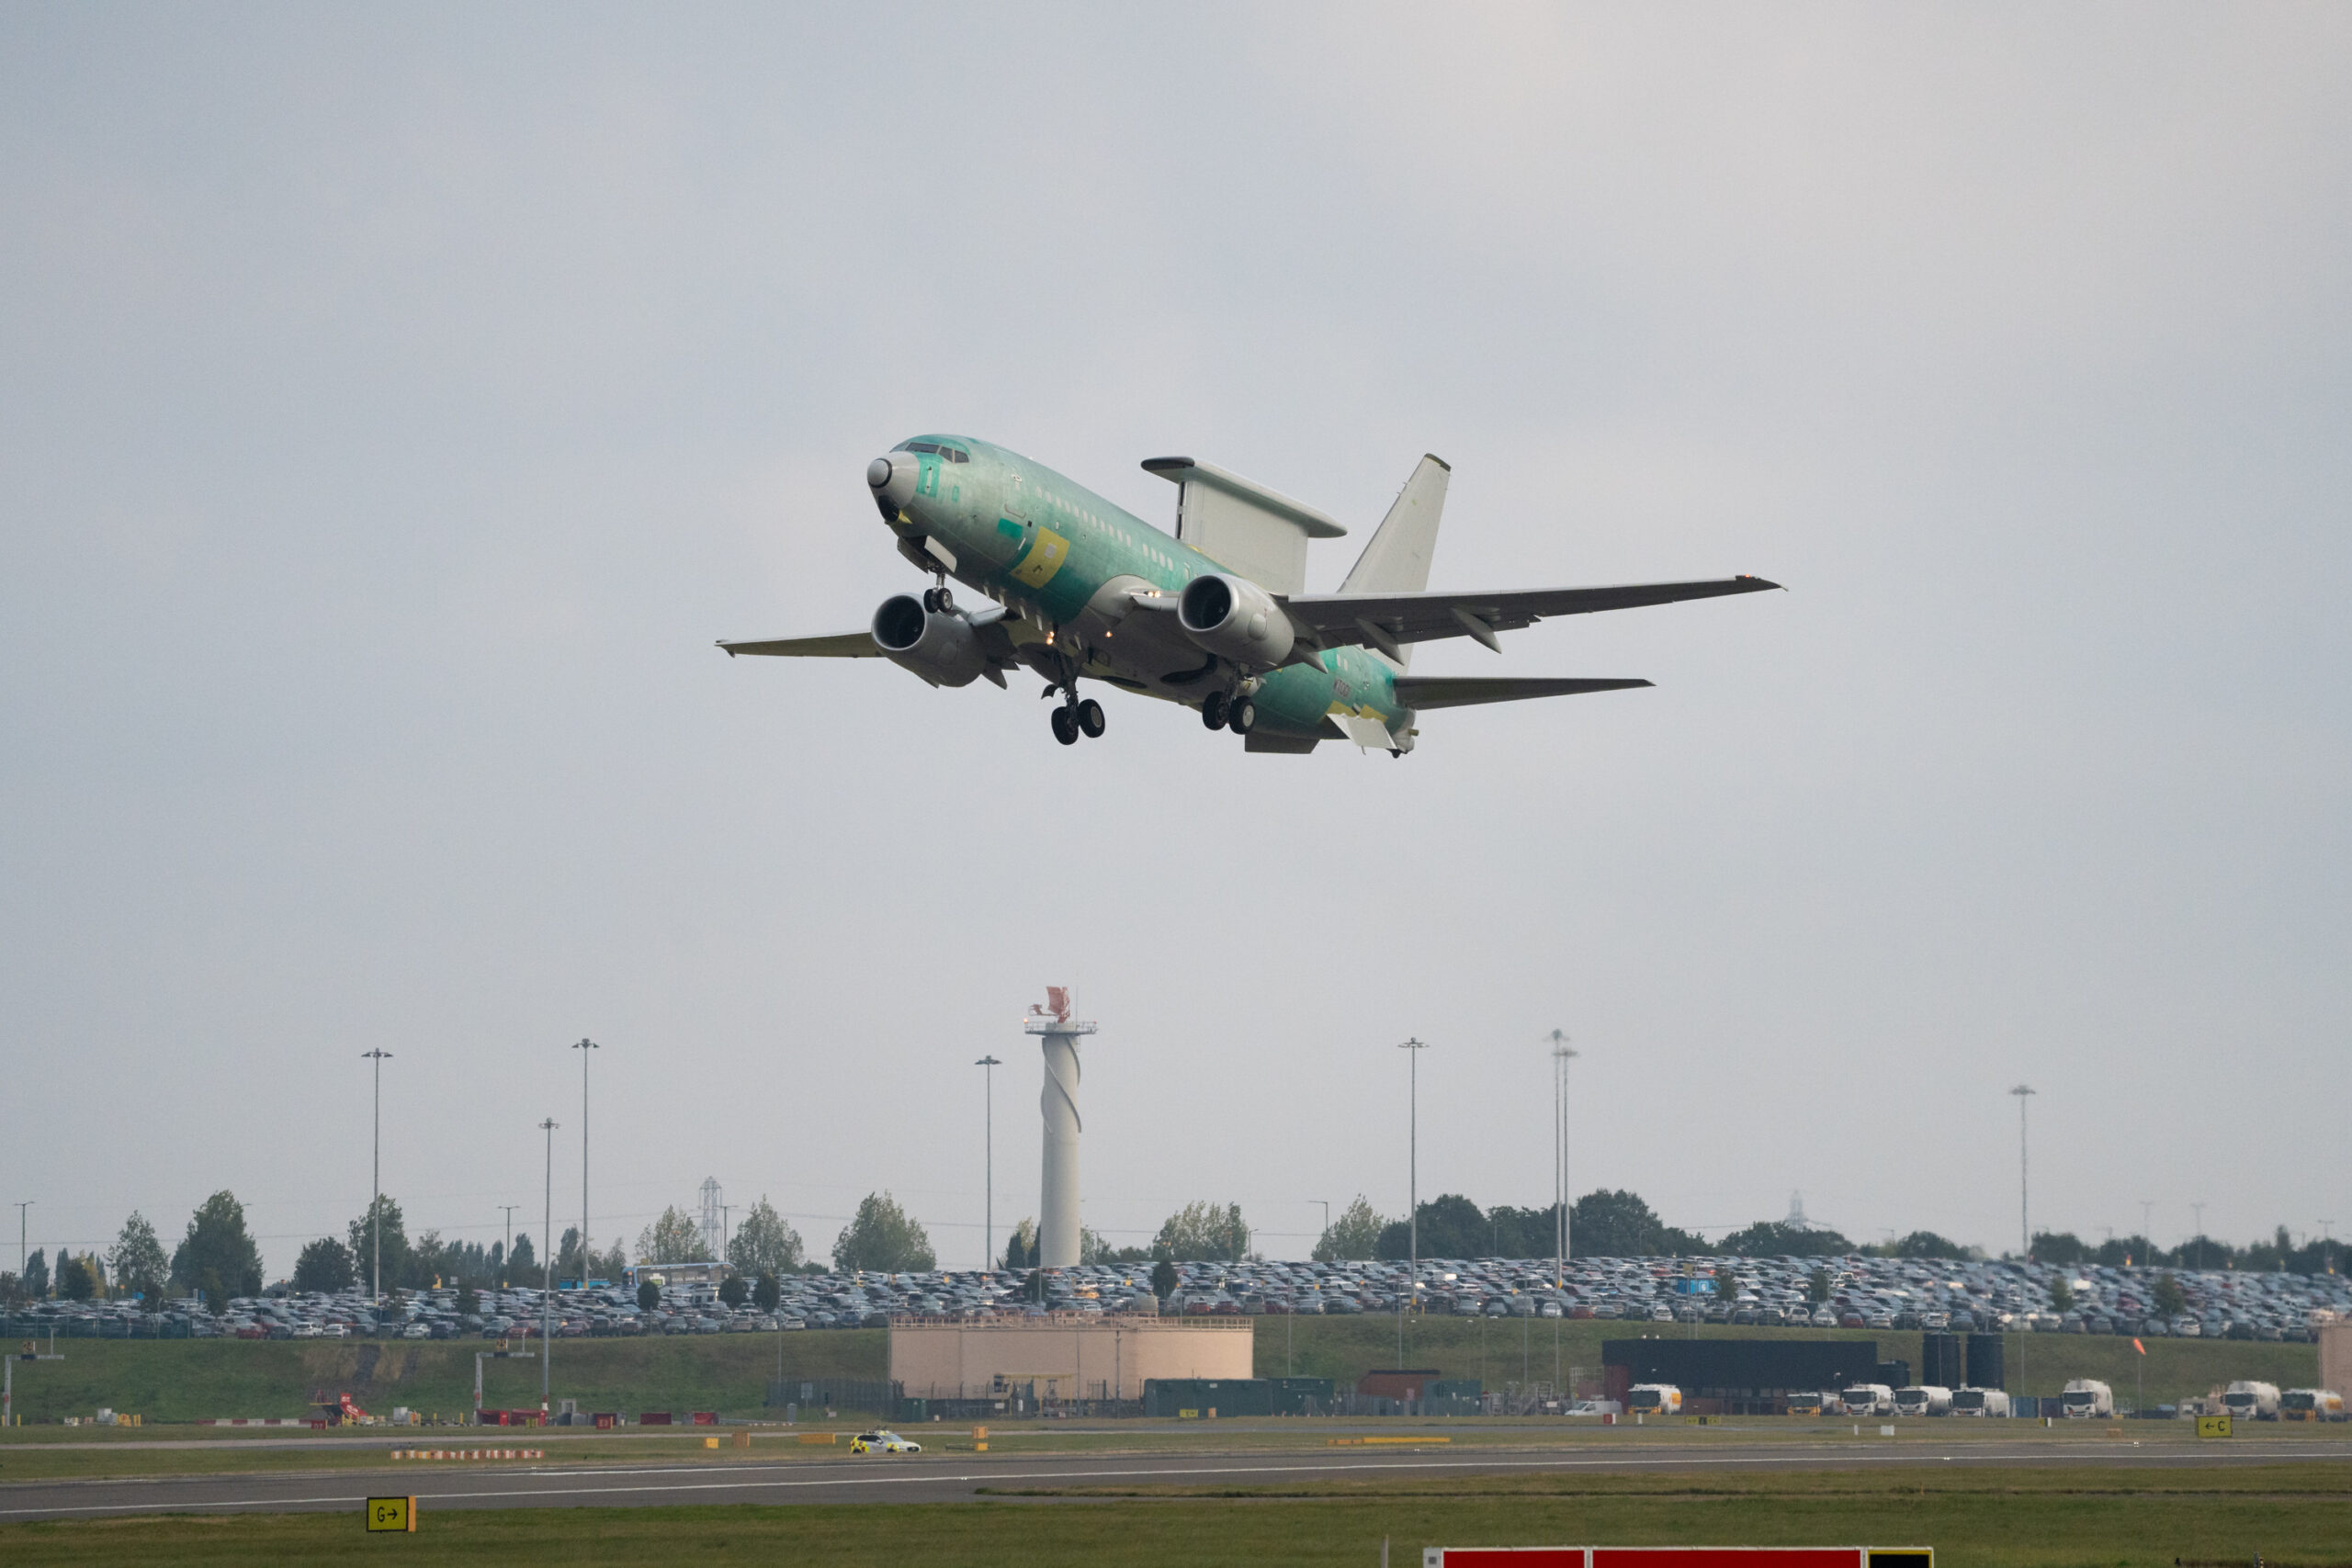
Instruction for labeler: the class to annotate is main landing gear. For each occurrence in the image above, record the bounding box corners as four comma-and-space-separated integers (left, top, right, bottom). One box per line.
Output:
1046, 686, 1105, 746
921, 584, 956, 614
1200, 691, 1256, 735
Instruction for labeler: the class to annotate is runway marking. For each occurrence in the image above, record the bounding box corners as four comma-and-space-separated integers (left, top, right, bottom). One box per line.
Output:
4, 1444, 2345, 1518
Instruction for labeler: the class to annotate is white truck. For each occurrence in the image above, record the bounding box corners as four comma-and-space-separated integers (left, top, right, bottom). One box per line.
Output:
1894, 1385, 1953, 1416
1627, 1383, 1682, 1416
2280, 1389, 2345, 1422
2222, 1381, 2281, 1421
1839, 1383, 1895, 1416
2061, 1379, 2114, 1418
1951, 1387, 2011, 1417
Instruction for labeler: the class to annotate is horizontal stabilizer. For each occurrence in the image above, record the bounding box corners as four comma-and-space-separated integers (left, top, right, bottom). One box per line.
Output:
1286, 575, 1779, 654
1392, 676, 1651, 710
717, 633, 879, 657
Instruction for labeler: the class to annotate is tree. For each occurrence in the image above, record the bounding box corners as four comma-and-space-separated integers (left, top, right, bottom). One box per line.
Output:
2048, 1276, 2075, 1313
175, 1191, 264, 1301
728, 1198, 806, 1278
1080, 1226, 1150, 1264
2152, 1272, 2187, 1318
1152, 1201, 1249, 1262
1487, 1203, 1566, 1259
24, 1248, 49, 1299
1002, 1218, 1039, 1271
1720, 1220, 1855, 1257
2031, 1231, 2088, 1265
345, 1196, 410, 1294
753, 1272, 782, 1313
1714, 1265, 1740, 1302
718, 1273, 750, 1309
1313, 1196, 1386, 1262
58, 1251, 98, 1300
293, 1237, 357, 1293
509, 1232, 537, 1279
1807, 1268, 1832, 1303
556, 1227, 584, 1283
107, 1212, 171, 1303
1567, 1190, 1668, 1258
637, 1278, 662, 1313
832, 1192, 935, 1273
1884, 1230, 1969, 1260
637, 1206, 711, 1265
1151, 1258, 1179, 1299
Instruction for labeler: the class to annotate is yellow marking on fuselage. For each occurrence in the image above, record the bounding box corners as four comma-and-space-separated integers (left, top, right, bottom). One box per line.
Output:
1011, 526, 1069, 589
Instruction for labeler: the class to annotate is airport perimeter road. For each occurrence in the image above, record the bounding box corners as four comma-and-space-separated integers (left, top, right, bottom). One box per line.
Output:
4, 1438, 2348, 1521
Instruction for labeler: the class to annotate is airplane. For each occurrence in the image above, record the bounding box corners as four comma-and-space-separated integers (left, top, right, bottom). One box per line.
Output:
719, 434, 1778, 755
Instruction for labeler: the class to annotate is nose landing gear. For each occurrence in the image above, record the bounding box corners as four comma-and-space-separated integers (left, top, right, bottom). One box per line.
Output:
1200, 692, 1228, 729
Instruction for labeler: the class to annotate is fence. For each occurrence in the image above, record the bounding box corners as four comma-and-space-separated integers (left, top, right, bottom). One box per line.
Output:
764, 1378, 896, 1415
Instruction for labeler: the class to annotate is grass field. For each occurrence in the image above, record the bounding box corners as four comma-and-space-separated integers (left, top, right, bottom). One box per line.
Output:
0, 1332, 886, 1424
4, 1462, 2349, 1567
0, 1320, 2318, 1427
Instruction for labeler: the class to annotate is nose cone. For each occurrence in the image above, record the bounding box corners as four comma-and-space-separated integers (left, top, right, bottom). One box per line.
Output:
867, 453, 917, 520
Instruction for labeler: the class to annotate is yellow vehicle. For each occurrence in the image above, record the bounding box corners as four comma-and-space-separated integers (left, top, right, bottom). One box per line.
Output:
2281, 1389, 2346, 1422
1627, 1383, 1682, 1416
1784, 1392, 1824, 1416
848, 1429, 922, 1455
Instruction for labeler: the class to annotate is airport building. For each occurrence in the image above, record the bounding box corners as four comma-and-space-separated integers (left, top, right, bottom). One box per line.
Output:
889, 1314, 1252, 1405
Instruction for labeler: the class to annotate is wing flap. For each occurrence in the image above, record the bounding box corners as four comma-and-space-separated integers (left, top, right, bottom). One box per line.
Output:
1392, 676, 1652, 710
1286, 575, 1779, 652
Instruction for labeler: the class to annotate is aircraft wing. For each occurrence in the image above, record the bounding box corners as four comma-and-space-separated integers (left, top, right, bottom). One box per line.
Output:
717, 633, 881, 658
1391, 676, 1652, 709
1284, 575, 1780, 654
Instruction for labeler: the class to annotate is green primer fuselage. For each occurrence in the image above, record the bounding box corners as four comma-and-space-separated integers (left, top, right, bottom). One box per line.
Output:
888, 434, 1403, 743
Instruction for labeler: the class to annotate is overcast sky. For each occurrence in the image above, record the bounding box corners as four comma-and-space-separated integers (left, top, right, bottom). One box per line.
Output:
4, 6, 2346, 1281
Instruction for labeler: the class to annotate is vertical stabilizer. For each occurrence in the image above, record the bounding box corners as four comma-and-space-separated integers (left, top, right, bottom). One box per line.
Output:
1339, 455, 1450, 670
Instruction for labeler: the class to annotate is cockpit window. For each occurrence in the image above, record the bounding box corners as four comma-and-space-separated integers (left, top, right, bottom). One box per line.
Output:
892, 439, 969, 463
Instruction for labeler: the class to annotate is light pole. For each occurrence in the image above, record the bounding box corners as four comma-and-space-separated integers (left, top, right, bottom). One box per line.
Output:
363, 1050, 393, 1302
14, 1201, 28, 1283
1315, 1200, 1330, 1255
976, 1055, 1001, 1269
1548, 1031, 1577, 1289
539, 1116, 558, 1422
500, 1205, 519, 1286
1396, 1037, 1428, 1370
2139, 1200, 2154, 1260
2190, 1201, 2206, 1270
2008, 1085, 2035, 1258
572, 1039, 598, 1284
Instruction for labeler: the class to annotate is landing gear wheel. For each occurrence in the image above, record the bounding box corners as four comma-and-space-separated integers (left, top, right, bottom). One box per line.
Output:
1201, 692, 1228, 729
1228, 697, 1258, 736
922, 587, 940, 613
1076, 698, 1105, 739
1050, 705, 1080, 745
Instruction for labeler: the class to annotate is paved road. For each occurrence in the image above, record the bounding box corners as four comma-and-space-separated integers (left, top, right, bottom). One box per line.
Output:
4, 1439, 2346, 1522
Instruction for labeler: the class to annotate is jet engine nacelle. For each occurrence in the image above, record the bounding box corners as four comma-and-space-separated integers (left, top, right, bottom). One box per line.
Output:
1178, 572, 1295, 668
871, 593, 986, 688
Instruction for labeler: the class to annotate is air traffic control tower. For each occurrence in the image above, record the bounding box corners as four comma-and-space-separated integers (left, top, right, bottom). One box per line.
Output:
1025, 987, 1096, 1269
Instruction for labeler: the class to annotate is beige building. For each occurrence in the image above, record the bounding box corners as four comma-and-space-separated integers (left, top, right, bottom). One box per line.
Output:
890, 1314, 1252, 1402
2322, 1323, 2350, 1398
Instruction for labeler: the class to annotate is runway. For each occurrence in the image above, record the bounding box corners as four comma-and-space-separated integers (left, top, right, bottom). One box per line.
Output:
4, 1438, 2346, 1522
